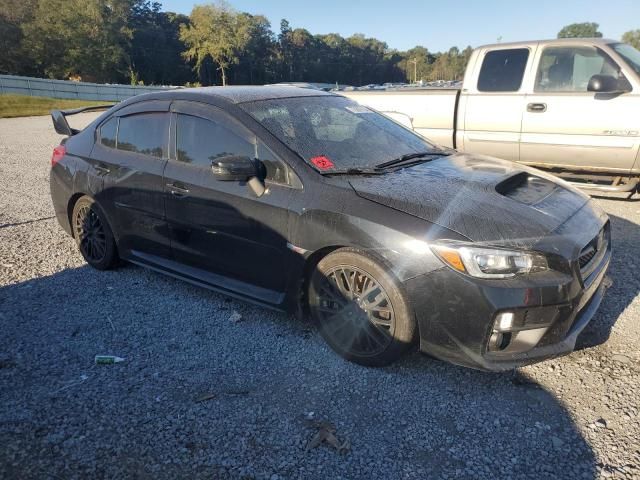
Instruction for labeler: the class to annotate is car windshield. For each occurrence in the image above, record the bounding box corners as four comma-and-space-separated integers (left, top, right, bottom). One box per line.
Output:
240, 95, 442, 172
611, 42, 640, 76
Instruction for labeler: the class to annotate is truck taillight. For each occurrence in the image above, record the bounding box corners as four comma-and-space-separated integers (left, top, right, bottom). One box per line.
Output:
51, 145, 66, 167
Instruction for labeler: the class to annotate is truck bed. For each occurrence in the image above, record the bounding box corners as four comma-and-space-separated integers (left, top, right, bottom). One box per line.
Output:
341, 88, 460, 148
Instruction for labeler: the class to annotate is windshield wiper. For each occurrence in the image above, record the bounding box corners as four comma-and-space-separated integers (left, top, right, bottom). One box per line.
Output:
374, 151, 449, 170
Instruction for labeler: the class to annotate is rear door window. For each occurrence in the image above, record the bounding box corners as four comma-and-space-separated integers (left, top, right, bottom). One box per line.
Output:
478, 48, 530, 92
116, 113, 168, 158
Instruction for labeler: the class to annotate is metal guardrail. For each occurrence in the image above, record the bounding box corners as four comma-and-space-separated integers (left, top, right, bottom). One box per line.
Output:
0, 74, 178, 101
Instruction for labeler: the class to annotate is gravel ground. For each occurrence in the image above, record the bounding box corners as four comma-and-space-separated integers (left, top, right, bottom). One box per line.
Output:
1, 113, 639, 480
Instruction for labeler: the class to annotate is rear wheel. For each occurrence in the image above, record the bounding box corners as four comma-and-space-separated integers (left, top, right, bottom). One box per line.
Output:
71, 196, 118, 270
308, 248, 416, 367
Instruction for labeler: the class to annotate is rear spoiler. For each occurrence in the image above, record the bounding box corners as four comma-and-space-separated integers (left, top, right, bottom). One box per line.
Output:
51, 104, 114, 136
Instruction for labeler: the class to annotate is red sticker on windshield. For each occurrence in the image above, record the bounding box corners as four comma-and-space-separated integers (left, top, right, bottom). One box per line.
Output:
311, 155, 335, 170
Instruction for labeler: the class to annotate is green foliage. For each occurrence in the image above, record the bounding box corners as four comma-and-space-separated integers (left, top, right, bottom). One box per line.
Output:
0, 0, 37, 75
557, 22, 603, 39
180, 1, 251, 85
0, 94, 113, 118
622, 30, 640, 50
129, 3, 192, 85
22, 0, 134, 82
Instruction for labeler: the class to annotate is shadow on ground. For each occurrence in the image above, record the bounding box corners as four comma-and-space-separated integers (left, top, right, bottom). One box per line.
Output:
575, 213, 639, 350
0, 257, 606, 479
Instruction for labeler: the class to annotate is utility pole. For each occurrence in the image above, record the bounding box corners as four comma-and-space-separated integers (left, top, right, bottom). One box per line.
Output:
409, 58, 418, 84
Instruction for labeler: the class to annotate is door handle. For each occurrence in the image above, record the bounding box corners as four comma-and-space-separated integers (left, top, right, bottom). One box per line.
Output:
166, 182, 190, 197
527, 103, 547, 113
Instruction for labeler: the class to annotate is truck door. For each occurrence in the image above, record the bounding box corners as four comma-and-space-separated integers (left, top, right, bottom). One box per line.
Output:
520, 43, 639, 172
460, 47, 531, 162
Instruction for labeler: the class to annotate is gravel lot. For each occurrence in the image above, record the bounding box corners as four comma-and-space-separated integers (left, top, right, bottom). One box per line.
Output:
1, 113, 639, 480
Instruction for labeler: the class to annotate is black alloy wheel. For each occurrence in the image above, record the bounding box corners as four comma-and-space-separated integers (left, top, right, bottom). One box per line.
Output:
71, 196, 119, 270
74, 204, 107, 263
309, 248, 416, 366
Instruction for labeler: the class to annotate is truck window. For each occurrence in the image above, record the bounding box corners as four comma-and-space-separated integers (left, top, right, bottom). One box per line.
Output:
611, 43, 640, 75
535, 46, 627, 92
477, 48, 529, 92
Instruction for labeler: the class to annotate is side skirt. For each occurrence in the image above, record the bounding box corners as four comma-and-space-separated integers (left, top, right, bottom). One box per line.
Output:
127, 250, 287, 312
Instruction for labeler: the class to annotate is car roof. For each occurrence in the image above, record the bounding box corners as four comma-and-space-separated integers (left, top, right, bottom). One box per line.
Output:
161, 85, 336, 104
476, 38, 618, 50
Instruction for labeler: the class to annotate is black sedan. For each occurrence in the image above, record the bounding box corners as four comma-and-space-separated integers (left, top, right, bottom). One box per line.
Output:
49, 86, 611, 370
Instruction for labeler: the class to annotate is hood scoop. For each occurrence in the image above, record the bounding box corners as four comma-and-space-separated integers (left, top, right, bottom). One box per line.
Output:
495, 172, 558, 205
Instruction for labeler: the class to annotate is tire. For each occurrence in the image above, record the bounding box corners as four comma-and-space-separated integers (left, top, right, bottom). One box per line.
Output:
71, 196, 119, 270
308, 248, 417, 367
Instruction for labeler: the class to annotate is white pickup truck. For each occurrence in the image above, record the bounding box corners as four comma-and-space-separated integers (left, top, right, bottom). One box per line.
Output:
342, 38, 640, 195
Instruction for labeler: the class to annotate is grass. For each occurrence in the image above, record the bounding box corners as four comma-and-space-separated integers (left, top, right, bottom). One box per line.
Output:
0, 94, 114, 118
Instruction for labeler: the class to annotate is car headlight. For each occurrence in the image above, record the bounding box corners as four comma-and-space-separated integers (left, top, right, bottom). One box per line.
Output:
431, 243, 548, 278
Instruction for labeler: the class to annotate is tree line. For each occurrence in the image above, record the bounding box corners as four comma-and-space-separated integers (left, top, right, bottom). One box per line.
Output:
0, 0, 473, 86
1, 1, 638, 87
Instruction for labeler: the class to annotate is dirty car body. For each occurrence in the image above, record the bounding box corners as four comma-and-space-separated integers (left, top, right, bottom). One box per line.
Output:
49, 86, 611, 371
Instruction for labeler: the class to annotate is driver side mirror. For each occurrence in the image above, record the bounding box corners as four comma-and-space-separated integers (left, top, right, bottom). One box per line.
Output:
587, 74, 630, 94
211, 155, 258, 181
211, 155, 267, 197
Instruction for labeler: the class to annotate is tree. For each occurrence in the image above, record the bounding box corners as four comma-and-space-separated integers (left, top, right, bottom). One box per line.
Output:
180, 2, 250, 85
0, 0, 37, 75
128, 2, 192, 85
22, 0, 134, 82
557, 22, 603, 39
622, 29, 640, 50
233, 13, 277, 84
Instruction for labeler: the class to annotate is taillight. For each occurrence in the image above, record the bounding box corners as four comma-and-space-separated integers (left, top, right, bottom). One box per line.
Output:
51, 145, 66, 167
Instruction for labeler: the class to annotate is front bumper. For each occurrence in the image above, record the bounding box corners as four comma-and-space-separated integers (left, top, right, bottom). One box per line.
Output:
404, 239, 611, 372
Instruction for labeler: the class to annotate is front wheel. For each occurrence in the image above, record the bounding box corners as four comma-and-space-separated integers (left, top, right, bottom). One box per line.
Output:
71, 196, 119, 270
308, 248, 417, 367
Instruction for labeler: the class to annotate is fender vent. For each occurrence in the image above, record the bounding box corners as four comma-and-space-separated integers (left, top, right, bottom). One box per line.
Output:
578, 224, 609, 280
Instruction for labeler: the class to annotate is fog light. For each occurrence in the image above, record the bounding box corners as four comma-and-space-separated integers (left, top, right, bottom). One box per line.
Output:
495, 312, 514, 332
489, 331, 511, 351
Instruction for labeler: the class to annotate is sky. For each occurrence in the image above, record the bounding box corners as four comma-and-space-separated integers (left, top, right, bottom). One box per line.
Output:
159, 0, 639, 52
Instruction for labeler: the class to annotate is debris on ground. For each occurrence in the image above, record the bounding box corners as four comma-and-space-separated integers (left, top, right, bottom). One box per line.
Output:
52, 374, 89, 394
305, 419, 350, 454
229, 311, 243, 323
611, 354, 632, 364
94, 355, 125, 365
195, 393, 217, 403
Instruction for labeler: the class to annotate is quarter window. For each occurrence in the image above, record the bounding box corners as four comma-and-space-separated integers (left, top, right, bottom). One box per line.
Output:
535, 46, 627, 92
100, 117, 117, 148
257, 141, 289, 184
478, 48, 529, 92
116, 113, 168, 158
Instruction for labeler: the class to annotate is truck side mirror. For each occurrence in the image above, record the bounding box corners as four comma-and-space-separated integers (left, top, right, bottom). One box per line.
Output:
587, 74, 630, 94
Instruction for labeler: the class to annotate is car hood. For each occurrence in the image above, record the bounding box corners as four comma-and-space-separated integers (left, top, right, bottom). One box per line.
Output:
348, 153, 590, 248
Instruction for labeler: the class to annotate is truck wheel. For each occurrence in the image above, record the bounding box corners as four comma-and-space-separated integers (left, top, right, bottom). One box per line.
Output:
308, 248, 417, 367
71, 196, 119, 270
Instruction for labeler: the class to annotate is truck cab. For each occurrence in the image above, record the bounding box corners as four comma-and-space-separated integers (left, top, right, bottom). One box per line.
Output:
343, 39, 640, 194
